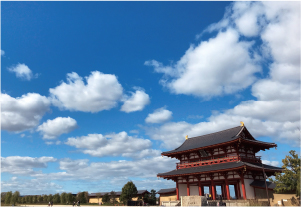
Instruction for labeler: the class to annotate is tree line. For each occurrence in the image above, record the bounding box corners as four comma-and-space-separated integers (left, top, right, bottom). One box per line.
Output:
1, 191, 89, 205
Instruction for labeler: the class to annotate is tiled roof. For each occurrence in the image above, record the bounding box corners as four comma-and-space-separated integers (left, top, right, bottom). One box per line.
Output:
162, 126, 243, 155
157, 188, 176, 194
250, 180, 276, 189
157, 161, 283, 177
89, 190, 149, 197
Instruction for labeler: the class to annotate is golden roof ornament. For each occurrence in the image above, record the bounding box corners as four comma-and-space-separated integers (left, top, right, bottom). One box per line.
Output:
185, 135, 188, 140
240, 121, 244, 126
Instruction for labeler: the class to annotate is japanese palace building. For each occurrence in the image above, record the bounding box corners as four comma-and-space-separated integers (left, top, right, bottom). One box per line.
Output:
157, 123, 283, 200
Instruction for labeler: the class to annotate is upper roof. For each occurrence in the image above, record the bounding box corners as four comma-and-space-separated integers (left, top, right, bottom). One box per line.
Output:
162, 125, 276, 155
89, 190, 149, 197
250, 180, 276, 189
162, 126, 243, 155
157, 161, 283, 177
157, 188, 176, 194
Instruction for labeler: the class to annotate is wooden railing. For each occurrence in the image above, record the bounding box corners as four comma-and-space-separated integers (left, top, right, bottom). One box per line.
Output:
176, 156, 261, 169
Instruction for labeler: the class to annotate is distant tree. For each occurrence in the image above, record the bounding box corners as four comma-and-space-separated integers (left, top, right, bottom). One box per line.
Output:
143, 193, 149, 204
43, 195, 48, 203
102, 193, 110, 203
120, 181, 138, 204
28, 196, 33, 204
48, 194, 53, 202
67, 193, 74, 204
110, 191, 116, 204
61, 192, 67, 204
32, 195, 38, 204
11, 191, 20, 205
1, 192, 6, 203
77, 192, 89, 203
269, 150, 300, 196
22, 197, 26, 204
53, 193, 61, 204
5, 191, 12, 204
150, 189, 156, 205
26, 196, 30, 203
38, 195, 43, 203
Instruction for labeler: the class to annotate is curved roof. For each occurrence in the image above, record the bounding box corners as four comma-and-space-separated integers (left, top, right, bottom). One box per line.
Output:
157, 188, 176, 194
162, 126, 243, 155
157, 161, 283, 177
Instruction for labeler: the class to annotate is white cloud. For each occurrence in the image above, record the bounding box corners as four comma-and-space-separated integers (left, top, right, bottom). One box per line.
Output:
145, 107, 172, 123
1, 50, 5, 56
37, 117, 78, 139
8, 63, 35, 81
1, 93, 51, 132
145, 28, 261, 98
50, 71, 123, 113
1, 178, 63, 195
1, 156, 57, 175
120, 89, 150, 113
262, 160, 280, 167
65, 131, 152, 158
145, 1, 300, 149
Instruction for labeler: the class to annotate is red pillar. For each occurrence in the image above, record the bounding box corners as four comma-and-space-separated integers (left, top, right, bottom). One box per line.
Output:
211, 179, 216, 200
240, 177, 247, 200
198, 180, 203, 196
176, 181, 179, 200
225, 179, 230, 200
187, 182, 190, 196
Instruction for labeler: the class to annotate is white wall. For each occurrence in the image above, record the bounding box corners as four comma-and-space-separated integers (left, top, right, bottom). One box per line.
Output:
190, 186, 199, 195
179, 184, 187, 197
244, 179, 255, 199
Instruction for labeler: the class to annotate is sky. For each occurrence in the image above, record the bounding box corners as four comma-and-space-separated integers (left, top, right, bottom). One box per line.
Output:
1, 1, 300, 196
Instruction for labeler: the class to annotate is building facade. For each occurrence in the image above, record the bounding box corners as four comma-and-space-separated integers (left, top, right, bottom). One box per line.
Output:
157, 124, 283, 200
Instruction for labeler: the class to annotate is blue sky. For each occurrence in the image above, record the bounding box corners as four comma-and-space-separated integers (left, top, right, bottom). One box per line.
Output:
1, 1, 300, 195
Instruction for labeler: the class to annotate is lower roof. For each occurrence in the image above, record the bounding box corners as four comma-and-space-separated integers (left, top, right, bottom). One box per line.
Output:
157, 188, 176, 194
89, 190, 149, 197
250, 180, 276, 189
157, 161, 283, 177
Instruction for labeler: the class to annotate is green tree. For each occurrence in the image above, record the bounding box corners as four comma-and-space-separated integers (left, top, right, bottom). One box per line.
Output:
11, 191, 20, 205
48, 194, 53, 202
5, 191, 12, 204
28, 196, 33, 204
120, 181, 138, 204
150, 190, 156, 205
22, 197, 26, 204
32, 195, 37, 204
43, 195, 48, 203
143, 193, 149, 204
110, 191, 116, 204
53, 193, 61, 204
67, 193, 74, 204
102, 193, 110, 203
1, 192, 6, 203
77, 191, 89, 203
269, 150, 300, 196
60, 192, 67, 204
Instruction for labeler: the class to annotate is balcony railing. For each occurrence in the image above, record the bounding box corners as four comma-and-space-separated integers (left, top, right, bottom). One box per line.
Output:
176, 155, 261, 169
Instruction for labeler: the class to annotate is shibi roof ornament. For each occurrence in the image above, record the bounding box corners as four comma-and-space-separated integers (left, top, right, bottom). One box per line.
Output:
185, 135, 188, 140
240, 121, 244, 126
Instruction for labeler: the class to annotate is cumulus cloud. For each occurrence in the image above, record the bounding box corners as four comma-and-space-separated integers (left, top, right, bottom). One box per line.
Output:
262, 160, 280, 167
1, 156, 57, 175
120, 89, 150, 113
8, 63, 36, 81
37, 117, 78, 139
145, 1, 300, 148
145, 107, 173, 123
65, 132, 152, 158
1, 93, 51, 132
1, 50, 5, 56
145, 28, 261, 98
50, 71, 123, 113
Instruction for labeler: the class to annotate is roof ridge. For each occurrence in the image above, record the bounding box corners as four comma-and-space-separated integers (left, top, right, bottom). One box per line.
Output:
188, 125, 242, 140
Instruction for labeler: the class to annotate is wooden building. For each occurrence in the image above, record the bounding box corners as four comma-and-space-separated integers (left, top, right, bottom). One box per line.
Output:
89, 190, 149, 204
157, 124, 283, 200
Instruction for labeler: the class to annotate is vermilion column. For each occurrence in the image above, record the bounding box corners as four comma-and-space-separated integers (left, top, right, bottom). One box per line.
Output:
198, 180, 202, 196
240, 177, 247, 200
211, 179, 216, 200
187, 182, 190, 196
176, 180, 179, 200
225, 178, 230, 200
